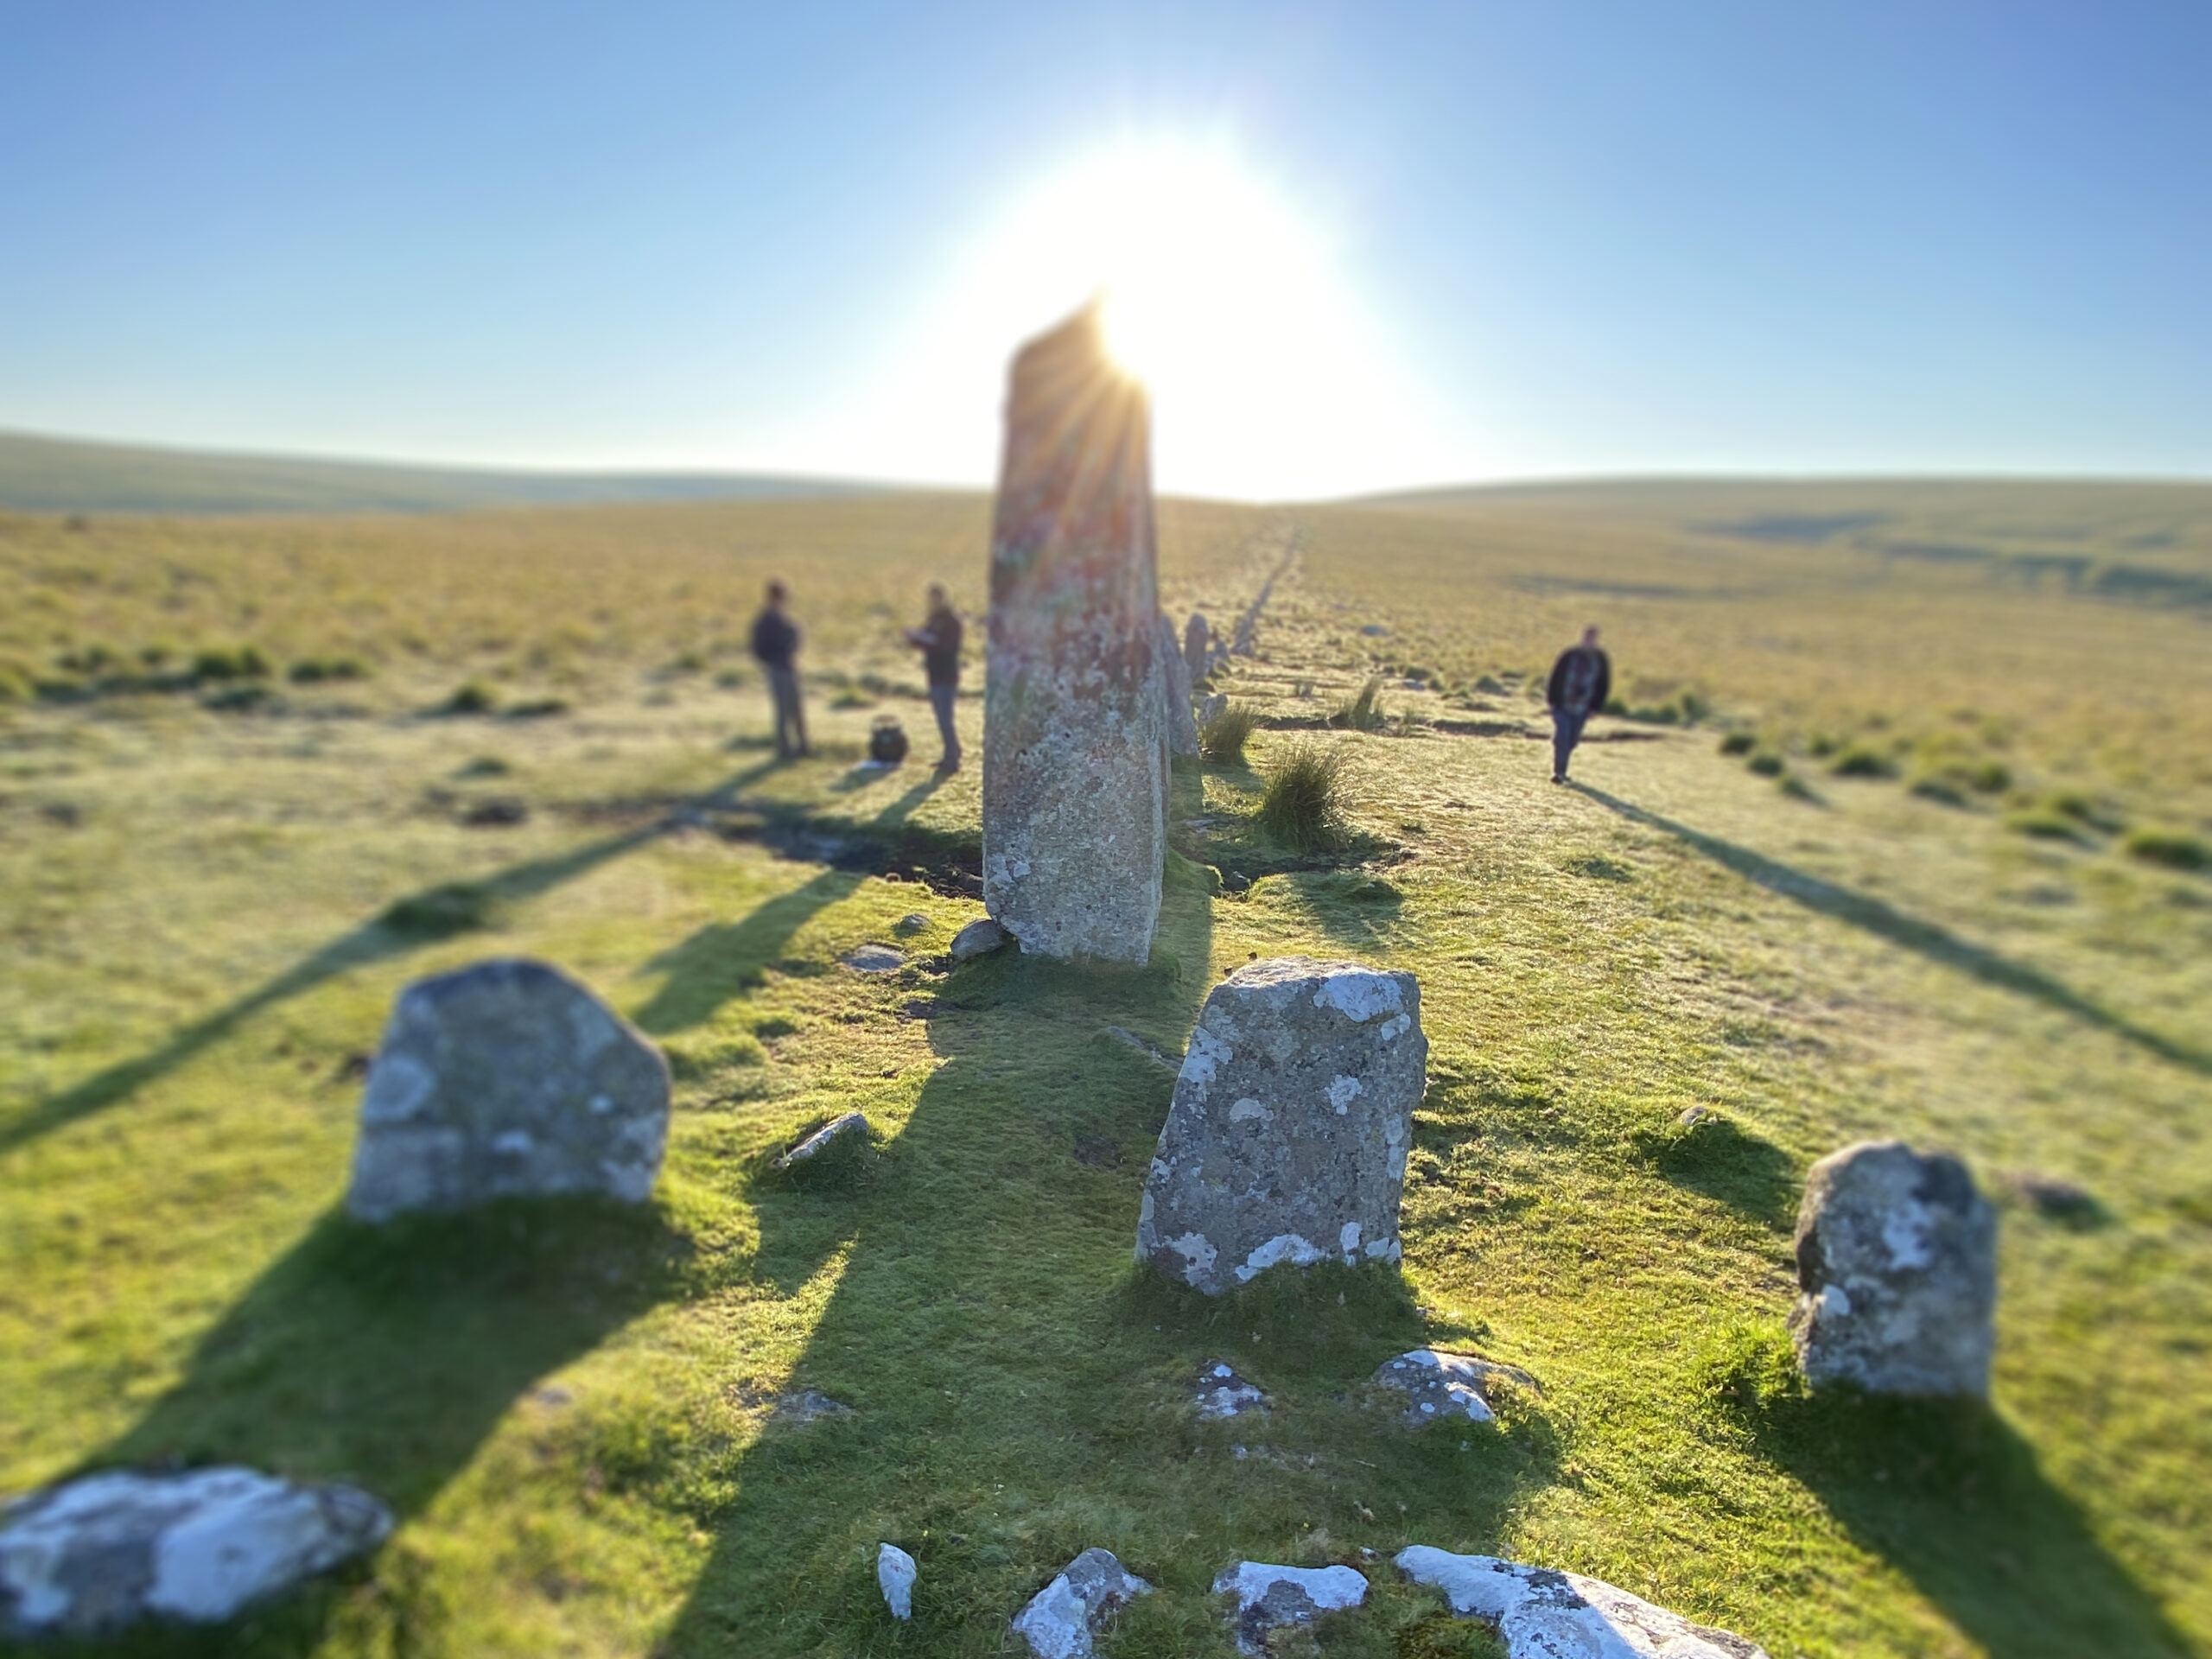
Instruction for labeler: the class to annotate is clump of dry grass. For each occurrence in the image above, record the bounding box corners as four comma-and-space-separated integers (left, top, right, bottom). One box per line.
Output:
1198, 700, 1260, 765
1257, 741, 1351, 851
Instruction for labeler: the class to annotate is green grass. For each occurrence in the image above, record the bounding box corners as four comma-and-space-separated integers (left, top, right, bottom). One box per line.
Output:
3, 486, 2209, 1657
1198, 700, 1261, 765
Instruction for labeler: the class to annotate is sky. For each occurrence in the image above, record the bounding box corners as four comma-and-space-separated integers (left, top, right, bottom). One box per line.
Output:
2, 1, 2207, 499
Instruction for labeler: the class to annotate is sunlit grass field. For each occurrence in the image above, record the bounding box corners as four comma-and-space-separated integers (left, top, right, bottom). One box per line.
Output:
3, 483, 2209, 1657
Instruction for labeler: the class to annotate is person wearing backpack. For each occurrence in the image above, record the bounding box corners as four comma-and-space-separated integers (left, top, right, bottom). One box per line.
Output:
1545, 625, 1611, 784
904, 583, 964, 772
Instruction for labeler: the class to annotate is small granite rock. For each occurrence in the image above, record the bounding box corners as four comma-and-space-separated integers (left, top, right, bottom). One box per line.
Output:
1195, 1362, 1268, 1420
1214, 1561, 1367, 1654
1012, 1548, 1153, 1658
773, 1112, 870, 1170
0, 1468, 391, 1636
893, 912, 931, 936
1395, 1548, 1770, 1658
345, 958, 670, 1222
842, 944, 905, 974
1136, 957, 1427, 1294
767, 1389, 851, 1426
1789, 1140, 1997, 1396
876, 1543, 916, 1620
950, 916, 1011, 961
1370, 1350, 1529, 1427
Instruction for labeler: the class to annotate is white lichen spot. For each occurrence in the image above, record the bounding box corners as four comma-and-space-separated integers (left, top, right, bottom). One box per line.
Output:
1180, 1026, 1234, 1095
1166, 1232, 1219, 1274
492, 1129, 534, 1156
1313, 972, 1403, 1023
1340, 1221, 1363, 1257
1230, 1097, 1273, 1125
1880, 1205, 1935, 1271
1327, 1075, 1364, 1113
359, 1052, 435, 1125
1235, 1233, 1327, 1281
1379, 1012, 1413, 1042
1364, 1235, 1395, 1259
1819, 1282, 1853, 1319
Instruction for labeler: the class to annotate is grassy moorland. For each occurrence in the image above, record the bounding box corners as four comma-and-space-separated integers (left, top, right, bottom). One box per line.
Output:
2, 483, 2208, 1658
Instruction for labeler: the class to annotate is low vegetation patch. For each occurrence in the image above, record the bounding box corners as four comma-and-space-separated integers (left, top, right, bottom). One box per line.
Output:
1256, 741, 1352, 852
1198, 699, 1261, 765
2126, 826, 2209, 872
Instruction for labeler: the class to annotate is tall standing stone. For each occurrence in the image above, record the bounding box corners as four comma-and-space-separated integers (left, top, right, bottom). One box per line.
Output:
982, 304, 1166, 963
1789, 1140, 1997, 1396
1183, 613, 1211, 683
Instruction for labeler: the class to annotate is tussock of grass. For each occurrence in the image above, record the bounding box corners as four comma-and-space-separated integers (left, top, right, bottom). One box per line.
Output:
441, 680, 499, 715
2126, 826, 2209, 871
1718, 730, 1758, 756
1257, 741, 1351, 852
1828, 743, 1899, 779
1198, 700, 1261, 765
1332, 675, 1387, 731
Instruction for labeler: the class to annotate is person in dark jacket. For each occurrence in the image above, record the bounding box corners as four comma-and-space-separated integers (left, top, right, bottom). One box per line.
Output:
751, 580, 809, 759
904, 584, 963, 772
1545, 625, 1611, 784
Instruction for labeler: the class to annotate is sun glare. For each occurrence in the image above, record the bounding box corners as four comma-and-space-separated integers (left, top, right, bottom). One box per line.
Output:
784, 140, 1463, 499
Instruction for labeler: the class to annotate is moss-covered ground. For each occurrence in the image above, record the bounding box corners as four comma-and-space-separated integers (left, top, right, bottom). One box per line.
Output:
3, 486, 2209, 1656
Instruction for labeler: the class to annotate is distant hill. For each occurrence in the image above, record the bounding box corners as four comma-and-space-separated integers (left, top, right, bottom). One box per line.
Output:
0, 429, 893, 515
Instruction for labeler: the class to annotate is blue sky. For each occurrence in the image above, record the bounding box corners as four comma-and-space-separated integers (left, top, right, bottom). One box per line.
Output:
2, 1, 2206, 497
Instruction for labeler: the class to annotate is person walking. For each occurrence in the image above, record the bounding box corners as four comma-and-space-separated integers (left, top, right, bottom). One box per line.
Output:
904, 583, 964, 772
1545, 624, 1611, 784
751, 580, 809, 759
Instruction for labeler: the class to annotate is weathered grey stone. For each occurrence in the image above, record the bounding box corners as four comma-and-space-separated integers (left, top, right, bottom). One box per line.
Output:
1184, 613, 1211, 683
345, 958, 669, 1222
1195, 1361, 1268, 1420
1136, 958, 1427, 1294
1789, 1140, 1996, 1396
1369, 1350, 1532, 1428
981, 303, 1166, 964
877, 1543, 916, 1620
1012, 1548, 1153, 1658
842, 944, 904, 974
1396, 1548, 1770, 1659
893, 912, 931, 935
1214, 1561, 1367, 1654
950, 916, 1011, 961
1157, 612, 1200, 757
1198, 691, 1228, 729
774, 1111, 870, 1169
0, 1468, 391, 1635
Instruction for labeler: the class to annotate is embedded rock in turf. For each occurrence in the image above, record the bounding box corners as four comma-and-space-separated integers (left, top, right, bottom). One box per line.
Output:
1195, 1361, 1268, 1420
1370, 1350, 1529, 1427
1789, 1139, 1997, 1396
773, 1111, 870, 1169
950, 916, 1011, 961
980, 302, 1166, 964
767, 1389, 850, 1426
1135, 957, 1427, 1294
1214, 1561, 1367, 1654
842, 944, 905, 974
1395, 1548, 1770, 1658
0, 1467, 391, 1636
1011, 1548, 1153, 1658
1158, 611, 1200, 758
344, 957, 670, 1221
876, 1543, 915, 1620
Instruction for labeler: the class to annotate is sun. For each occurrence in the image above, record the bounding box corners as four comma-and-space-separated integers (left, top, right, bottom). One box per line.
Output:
793, 139, 1460, 499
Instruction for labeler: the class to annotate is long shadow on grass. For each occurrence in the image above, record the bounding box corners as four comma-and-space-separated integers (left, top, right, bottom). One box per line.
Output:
1630, 1114, 1800, 1230
658, 883, 1557, 1653
629, 774, 944, 1036
1736, 1389, 2192, 1657
0, 760, 791, 1158
67, 1197, 691, 1658
1577, 786, 2209, 1077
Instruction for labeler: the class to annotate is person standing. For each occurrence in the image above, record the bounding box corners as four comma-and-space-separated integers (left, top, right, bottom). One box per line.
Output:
904, 583, 964, 772
1545, 624, 1611, 784
751, 580, 809, 759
